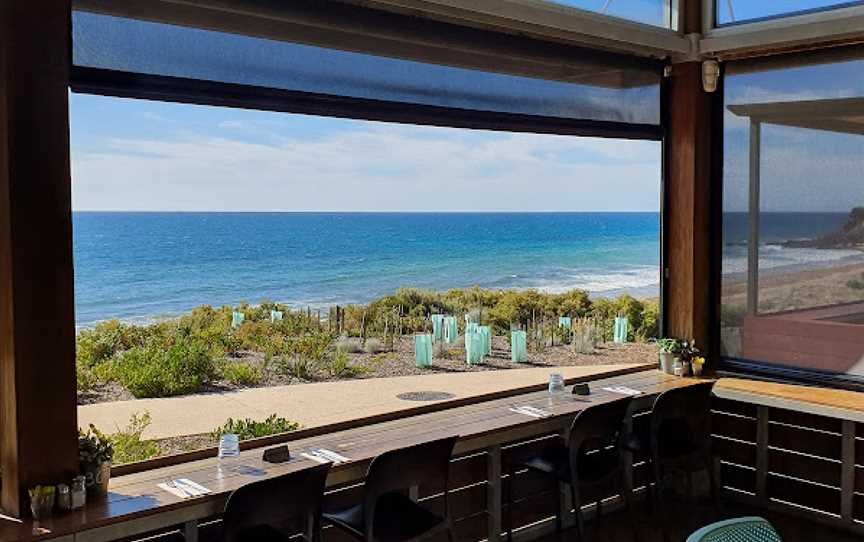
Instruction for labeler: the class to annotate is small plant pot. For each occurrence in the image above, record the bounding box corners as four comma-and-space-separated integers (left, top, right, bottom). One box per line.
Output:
83, 460, 111, 498
658, 352, 675, 374
30, 492, 55, 520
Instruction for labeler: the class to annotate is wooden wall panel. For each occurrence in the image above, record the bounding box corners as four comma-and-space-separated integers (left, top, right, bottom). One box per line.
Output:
767, 475, 841, 515
0, 0, 79, 517
713, 437, 756, 467
770, 424, 842, 459
768, 449, 841, 488
719, 462, 757, 493
770, 408, 842, 433
712, 397, 758, 418
713, 412, 757, 442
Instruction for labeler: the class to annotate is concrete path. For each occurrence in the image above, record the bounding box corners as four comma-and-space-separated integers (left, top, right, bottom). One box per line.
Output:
78, 363, 646, 440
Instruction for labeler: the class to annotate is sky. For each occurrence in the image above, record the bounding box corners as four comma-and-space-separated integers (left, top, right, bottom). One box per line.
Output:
722, 58, 864, 213
69, 93, 662, 212
551, 0, 860, 27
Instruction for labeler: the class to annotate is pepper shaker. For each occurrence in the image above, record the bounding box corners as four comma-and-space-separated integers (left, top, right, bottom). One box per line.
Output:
71, 476, 86, 510
57, 483, 71, 511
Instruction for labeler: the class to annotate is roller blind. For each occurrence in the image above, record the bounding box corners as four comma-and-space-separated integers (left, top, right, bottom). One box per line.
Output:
71, 2, 662, 128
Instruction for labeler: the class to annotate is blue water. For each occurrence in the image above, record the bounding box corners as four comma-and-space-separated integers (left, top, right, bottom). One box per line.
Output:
722, 212, 864, 275
73, 212, 661, 327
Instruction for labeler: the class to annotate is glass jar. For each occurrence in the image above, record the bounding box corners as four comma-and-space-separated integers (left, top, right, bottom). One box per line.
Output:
56, 484, 71, 511
71, 476, 86, 510
548, 373, 565, 394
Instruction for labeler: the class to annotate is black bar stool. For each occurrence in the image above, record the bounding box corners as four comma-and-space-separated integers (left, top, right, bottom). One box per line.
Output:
324, 436, 459, 542
646, 382, 717, 541
505, 397, 634, 542
222, 462, 331, 542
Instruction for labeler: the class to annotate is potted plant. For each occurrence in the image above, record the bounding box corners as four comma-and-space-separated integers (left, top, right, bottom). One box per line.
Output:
28, 485, 55, 520
79, 424, 114, 498
676, 339, 701, 377
656, 338, 680, 374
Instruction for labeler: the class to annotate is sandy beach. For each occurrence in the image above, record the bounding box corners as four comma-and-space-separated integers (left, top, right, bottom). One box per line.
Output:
722, 258, 864, 318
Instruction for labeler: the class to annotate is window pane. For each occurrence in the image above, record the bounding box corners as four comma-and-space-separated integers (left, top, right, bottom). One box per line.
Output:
721, 51, 864, 379
547, 0, 673, 28
72, 11, 660, 126
72, 93, 662, 463
716, 0, 864, 25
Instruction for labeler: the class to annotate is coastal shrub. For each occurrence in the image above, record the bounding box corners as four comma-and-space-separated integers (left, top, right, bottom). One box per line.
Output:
76, 319, 150, 368
211, 414, 300, 441
544, 290, 592, 320
326, 351, 368, 378
76, 362, 98, 392
292, 332, 332, 364
364, 337, 385, 354
590, 295, 647, 342
335, 336, 364, 353
371, 352, 399, 365
112, 337, 216, 398
636, 299, 660, 340
219, 360, 262, 386
488, 289, 546, 332
110, 412, 160, 465
277, 355, 318, 380
848, 273, 864, 290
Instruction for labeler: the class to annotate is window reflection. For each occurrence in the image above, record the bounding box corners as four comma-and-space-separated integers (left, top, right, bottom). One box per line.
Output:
721, 51, 864, 379
541, 0, 675, 28
716, 0, 864, 25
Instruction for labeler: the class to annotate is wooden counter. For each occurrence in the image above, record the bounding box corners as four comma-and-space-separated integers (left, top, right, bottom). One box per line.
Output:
715, 377, 864, 422
0, 369, 696, 542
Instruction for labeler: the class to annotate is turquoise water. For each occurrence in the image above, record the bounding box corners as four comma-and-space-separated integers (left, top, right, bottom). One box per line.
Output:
73, 212, 661, 327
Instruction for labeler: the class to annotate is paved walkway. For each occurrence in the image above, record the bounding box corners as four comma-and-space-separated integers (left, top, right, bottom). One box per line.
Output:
77, 363, 646, 439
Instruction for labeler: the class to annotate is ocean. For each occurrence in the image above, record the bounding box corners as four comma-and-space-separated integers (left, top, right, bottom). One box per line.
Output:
72, 211, 862, 328
73, 212, 661, 327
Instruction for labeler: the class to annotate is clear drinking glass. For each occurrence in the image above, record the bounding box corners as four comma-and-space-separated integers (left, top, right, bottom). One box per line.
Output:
218, 433, 240, 471
548, 373, 565, 395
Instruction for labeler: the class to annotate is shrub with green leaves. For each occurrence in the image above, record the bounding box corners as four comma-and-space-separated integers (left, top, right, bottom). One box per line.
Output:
111, 337, 216, 398
326, 351, 367, 378
110, 412, 160, 465
211, 414, 300, 441
219, 360, 262, 386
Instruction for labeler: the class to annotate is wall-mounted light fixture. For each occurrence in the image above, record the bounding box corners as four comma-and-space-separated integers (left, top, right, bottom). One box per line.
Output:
702, 59, 720, 93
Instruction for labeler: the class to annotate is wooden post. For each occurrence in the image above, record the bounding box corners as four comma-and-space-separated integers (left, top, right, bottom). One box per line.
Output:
664, 62, 717, 354
841, 420, 855, 523
755, 406, 769, 501
746, 120, 761, 315
664, 0, 718, 362
486, 445, 502, 542
0, 0, 79, 517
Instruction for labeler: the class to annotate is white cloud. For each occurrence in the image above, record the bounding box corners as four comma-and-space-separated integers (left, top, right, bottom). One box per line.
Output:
71, 122, 661, 211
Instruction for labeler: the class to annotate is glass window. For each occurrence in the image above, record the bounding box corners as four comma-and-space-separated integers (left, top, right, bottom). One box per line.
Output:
71, 11, 661, 126
716, 0, 864, 26
721, 49, 864, 381
72, 93, 662, 464
545, 0, 676, 28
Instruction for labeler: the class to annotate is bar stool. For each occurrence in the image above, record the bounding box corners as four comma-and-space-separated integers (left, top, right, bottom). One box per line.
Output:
222, 462, 331, 542
647, 382, 717, 541
505, 397, 634, 542
324, 436, 458, 542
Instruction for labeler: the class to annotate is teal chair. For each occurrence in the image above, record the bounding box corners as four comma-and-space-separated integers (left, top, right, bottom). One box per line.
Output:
687, 517, 781, 542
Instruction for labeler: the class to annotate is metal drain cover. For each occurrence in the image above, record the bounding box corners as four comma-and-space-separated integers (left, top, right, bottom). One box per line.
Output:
397, 391, 455, 401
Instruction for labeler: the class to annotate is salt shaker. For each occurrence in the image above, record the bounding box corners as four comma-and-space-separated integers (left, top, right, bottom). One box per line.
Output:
71, 476, 86, 510
56, 483, 71, 511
